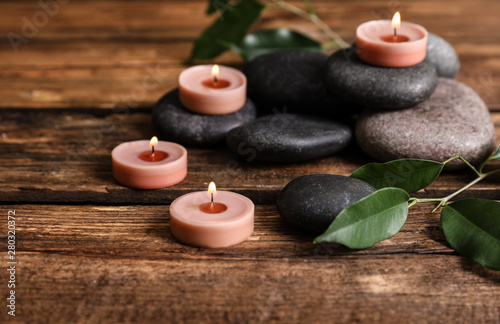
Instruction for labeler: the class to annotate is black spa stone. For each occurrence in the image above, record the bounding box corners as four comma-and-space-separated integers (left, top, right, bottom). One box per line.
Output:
245, 50, 361, 116
425, 33, 460, 78
324, 48, 438, 110
226, 114, 352, 163
152, 88, 257, 146
276, 174, 376, 233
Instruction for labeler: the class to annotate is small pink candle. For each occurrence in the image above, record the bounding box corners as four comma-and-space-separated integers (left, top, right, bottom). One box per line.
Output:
112, 137, 187, 189
178, 64, 246, 115
356, 12, 428, 67
170, 182, 254, 248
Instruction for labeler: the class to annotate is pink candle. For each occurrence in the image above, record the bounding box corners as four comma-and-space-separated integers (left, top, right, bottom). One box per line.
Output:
112, 137, 187, 189
178, 64, 246, 115
170, 182, 254, 248
356, 12, 428, 67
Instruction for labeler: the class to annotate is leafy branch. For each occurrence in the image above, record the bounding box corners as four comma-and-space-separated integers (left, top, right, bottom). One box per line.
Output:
186, 0, 349, 63
316, 145, 500, 271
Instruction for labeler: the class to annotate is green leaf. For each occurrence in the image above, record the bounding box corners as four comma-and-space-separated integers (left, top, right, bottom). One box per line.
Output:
186, 0, 265, 63
479, 144, 500, 172
227, 28, 322, 62
350, 159, 445, 193
441, 199, 500, 270
206, 0, 230, 15
314, 188, 409, 249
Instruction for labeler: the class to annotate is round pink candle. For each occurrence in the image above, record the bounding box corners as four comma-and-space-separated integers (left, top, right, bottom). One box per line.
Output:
356, 13, 428, 68
178, 64, 246, 115
170, 183, 254, 248
112, 139, 187, 189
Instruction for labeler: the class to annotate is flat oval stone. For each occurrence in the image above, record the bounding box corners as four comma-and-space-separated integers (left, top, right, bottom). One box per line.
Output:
325, 48, 438, 110
277, 174, 376, 233
425, 33, 460, 78
356, 78, 496, 169
226, 114, 352, 163
245, 50, 361, 116
153, 88, 257, 146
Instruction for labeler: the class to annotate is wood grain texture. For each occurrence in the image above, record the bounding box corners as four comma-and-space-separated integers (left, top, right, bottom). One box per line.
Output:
0, 204, 499, 324
1, 111, 499, 204
0, 0, 500, 109
1, 1, 500, 323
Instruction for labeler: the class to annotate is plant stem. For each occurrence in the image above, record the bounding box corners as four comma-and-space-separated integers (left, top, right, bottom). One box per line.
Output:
270, 0, 350, 48
409, 156, 500, 212
459, 155, 482, 177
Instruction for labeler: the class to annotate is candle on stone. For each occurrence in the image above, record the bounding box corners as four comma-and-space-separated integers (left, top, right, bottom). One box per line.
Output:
112, 137, 187, 189
178, 64, 246, 115
170, 182, 254, 248
356, 12, 428, 67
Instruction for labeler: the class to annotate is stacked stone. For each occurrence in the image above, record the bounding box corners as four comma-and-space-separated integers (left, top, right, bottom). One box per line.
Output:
152, 89, 257, 146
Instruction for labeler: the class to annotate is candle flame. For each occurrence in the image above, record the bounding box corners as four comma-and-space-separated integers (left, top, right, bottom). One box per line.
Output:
208, 181, 216, 194
211, 64, 219, 78
150, 136, 158, 147
391, 12, 401, 29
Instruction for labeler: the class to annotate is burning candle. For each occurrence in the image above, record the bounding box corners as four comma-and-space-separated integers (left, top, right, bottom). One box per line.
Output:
356, 12, 428, 67
112, 137, 187, 189
178, 64, 246, 115
170, 182, 254, 248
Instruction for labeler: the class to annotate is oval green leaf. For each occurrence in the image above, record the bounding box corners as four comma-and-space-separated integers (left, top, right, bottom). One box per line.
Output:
314, 188, 409, 249
227, 28, 322, 62
441, 199, 500, 270
186, 0, 265, 63
350, 159, 445, 193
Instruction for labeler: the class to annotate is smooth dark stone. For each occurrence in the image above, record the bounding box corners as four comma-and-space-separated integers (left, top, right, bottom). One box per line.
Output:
245, 50, 361, 116
152, 88, 257, 146
356, 78, 496, 169
226, 114, 352, 163
276, 174, 376, 233
425, 33, 460, 78
324, 48, 438, 110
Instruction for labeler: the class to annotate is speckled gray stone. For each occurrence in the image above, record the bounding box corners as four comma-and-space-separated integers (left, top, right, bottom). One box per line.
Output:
324, 48, 438, 110
356, 78, 496, 169
276, 174, 376, 233
425, 33, 460, 78
245, 50, 361, 116
226, 114, 352, 163
153, 88, 257, 146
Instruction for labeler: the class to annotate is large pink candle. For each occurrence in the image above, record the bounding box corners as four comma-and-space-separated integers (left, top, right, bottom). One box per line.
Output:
356, 12, 428, 67
170, 182, 254, 248
178, 64, 246, 115
112, 137, 187, 189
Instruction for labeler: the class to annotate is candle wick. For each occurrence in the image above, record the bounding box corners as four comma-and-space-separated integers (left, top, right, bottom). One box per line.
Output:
151, 145, 155, 156
211, 193, 214, 204
213, 75, 218, 86
394, 28, 397, 37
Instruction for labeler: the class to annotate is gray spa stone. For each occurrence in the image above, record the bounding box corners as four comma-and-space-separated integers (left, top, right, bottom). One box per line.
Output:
152, 88, 257, 146
226, 114, 352, 163
425, 33, 460, 78
356, 78, 496, 169
245, 49, 361, 116
276, 174, 376, 233
324, 48, 438, 110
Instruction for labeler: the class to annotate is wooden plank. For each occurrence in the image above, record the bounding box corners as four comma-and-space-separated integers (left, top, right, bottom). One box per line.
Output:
0, 204, 453, 256
0, 0, 500, 109
1, 111, 499, 204
1, 204, 499, 323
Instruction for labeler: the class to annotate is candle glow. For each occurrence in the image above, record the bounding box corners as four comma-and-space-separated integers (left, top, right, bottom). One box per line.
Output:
392, 12, 401, 31
211, 64, 219, 84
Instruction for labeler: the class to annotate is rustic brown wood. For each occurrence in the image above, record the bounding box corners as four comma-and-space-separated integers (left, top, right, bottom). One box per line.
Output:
0, 0, 500, 110
1, 1, 500, 323
1, 111, 500, 204
1, 204, 499, 324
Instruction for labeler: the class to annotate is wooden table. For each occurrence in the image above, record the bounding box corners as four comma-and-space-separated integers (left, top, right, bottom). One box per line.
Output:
1, 1, 500, 323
